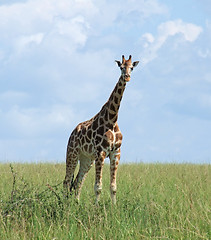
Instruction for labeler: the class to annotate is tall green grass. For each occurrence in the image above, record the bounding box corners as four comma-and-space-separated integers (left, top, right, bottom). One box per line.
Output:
0, 163, 210, 239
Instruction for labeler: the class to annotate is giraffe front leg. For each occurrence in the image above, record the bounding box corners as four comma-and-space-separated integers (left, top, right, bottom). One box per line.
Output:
109, 148, 121, 204
94, 152, 106, 204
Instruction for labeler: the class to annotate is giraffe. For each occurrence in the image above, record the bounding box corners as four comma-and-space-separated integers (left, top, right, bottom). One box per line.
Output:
63, 55, 139, 204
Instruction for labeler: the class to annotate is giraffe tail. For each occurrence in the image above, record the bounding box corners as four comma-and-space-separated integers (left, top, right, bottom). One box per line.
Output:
69, 174, 75, 195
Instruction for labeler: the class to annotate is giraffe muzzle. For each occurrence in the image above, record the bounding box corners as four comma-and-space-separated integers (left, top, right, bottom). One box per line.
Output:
124, 74, 131, 82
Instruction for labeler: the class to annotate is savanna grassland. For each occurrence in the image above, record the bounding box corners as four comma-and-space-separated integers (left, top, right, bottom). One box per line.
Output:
0, 163, 210, 239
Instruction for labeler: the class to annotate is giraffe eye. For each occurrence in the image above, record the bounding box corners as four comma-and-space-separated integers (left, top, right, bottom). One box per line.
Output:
131, 67, 133, 71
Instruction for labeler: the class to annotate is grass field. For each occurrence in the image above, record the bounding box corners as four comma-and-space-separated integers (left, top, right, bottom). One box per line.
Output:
0, 163, 210, 239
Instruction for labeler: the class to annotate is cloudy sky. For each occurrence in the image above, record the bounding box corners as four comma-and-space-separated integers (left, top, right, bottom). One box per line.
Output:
0, 0, 210, 163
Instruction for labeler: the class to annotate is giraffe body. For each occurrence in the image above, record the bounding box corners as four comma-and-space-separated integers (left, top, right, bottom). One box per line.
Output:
63, 55, 139, 204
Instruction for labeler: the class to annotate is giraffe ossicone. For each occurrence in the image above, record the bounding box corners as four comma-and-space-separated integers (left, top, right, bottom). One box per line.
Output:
63, 55, 139, 204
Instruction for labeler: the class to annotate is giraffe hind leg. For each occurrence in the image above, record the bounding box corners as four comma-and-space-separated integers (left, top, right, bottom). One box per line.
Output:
63, 148, 79, 198
73, 155, 94, 201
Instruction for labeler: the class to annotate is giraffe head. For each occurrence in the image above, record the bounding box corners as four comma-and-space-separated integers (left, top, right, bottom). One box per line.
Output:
115, 55, 139, 82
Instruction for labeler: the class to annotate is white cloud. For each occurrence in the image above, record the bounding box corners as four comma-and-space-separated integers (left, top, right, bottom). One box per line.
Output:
0, 0, 98, 62
0, 0, 168, 60
158, 19, 202, 42
1, 0, 210, 163
143, 33, 155, 43
141, 19, 203, 64
1, 105, 78, 137
91, 0, 168, 28
142, 33, 155, 48
198, 49, 210, 58
54, 16, 89, 46
21, 33, 44, 45
15, 33, 44, 54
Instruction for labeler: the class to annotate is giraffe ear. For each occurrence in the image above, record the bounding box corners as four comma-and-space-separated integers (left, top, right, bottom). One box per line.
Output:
133, 61, 139, 67
115, 60, 121, 67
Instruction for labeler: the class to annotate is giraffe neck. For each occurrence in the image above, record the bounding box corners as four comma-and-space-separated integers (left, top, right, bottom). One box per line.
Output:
99, 76, 126, 127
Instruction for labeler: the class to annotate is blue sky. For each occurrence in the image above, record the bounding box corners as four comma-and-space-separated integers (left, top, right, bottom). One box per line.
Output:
0, 0, 210, 163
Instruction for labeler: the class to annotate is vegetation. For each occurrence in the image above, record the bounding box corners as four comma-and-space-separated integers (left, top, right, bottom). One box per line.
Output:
0, 163, 210, 239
